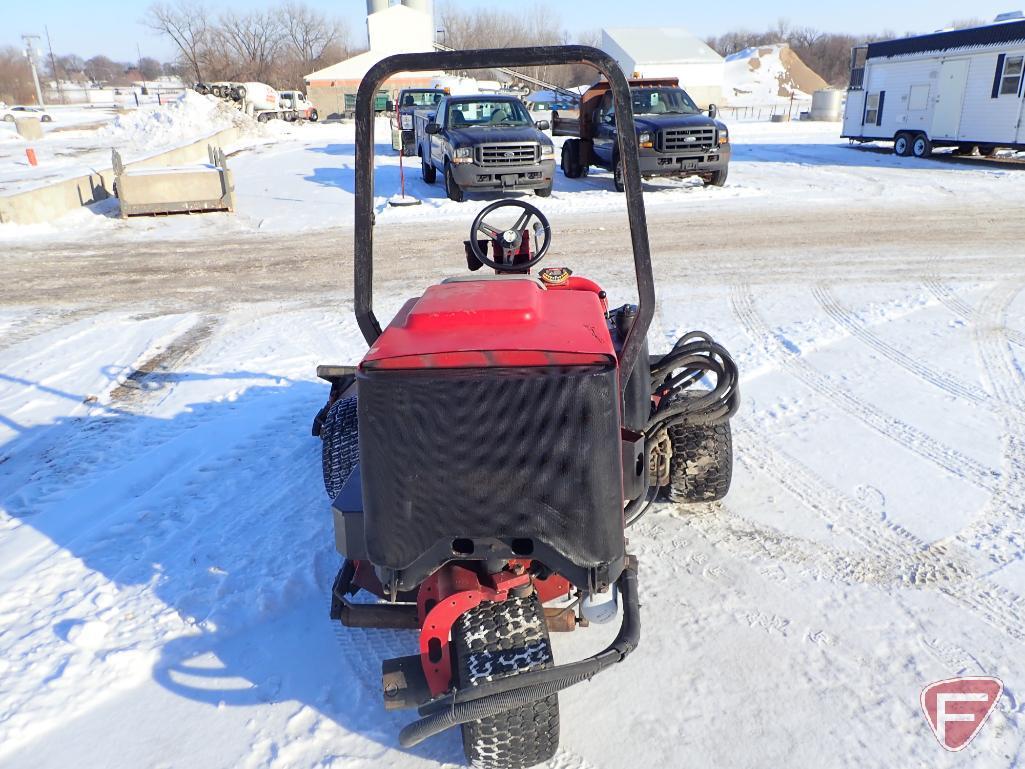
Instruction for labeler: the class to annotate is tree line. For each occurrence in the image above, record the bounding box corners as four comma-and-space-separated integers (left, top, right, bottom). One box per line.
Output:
145, 0, 356, 90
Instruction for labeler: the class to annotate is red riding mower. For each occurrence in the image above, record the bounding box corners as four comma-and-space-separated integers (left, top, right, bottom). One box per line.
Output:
311, 47, 739, 769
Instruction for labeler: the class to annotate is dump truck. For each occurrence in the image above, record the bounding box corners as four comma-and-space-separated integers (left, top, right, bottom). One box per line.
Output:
553, 77, 731, 189
391, 88, 447, 155
413, 93, 556, 202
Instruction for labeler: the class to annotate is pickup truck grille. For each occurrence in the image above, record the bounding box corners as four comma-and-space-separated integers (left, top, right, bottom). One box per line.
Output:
477, 143, 539, 166
659, 127, 716, 153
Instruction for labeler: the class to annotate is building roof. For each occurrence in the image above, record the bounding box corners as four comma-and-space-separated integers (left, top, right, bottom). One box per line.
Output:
602, 27, 723, 64
867, 19, 1025, 59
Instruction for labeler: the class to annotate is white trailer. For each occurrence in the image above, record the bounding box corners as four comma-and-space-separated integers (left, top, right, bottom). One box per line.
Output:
842, 17, 1025, 157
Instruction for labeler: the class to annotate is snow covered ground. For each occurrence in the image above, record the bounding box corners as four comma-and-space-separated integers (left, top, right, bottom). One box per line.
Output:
0, 93, 256, 196
2, 105, 1025, 769
2, 116, 1023, 242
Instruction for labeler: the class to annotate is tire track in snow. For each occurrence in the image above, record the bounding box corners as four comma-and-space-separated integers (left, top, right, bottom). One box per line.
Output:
730, 420, 1025, 645
811, 284, 988, 406
730, 283, 999, 492
925, 279, 1025, 349
945, 282, 1025, 566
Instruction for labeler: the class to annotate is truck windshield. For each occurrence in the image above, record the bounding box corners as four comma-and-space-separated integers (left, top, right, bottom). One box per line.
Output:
402, 90, 444, 107
447, 99, 532, 128
630, 88, 701, 116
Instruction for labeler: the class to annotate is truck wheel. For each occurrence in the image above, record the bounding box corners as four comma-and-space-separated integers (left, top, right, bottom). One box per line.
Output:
560, 139, 583, 178
309, 109, 319, 122
321, 396, 359, 499
613, 157, 625, 192
454, 594, 559, 769
911, 134, 932, 158
421, 150, 436, 184
979, 144, 999, 157
445, 161, 464, 202
893, 133, 911, 157
665, 393, 733, 503
235, 85, 247, 101
535, 182, 553, 197
705, 168, 728, 187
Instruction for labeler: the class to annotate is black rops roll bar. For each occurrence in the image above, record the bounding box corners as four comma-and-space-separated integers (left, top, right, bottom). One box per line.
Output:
353, 45, 655, 384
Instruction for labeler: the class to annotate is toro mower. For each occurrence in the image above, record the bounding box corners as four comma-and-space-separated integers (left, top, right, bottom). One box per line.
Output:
311, 46, 739, 769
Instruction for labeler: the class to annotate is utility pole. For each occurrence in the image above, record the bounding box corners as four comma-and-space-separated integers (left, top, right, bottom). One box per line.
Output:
45, 27, 64, 105
21, 34, 45, 106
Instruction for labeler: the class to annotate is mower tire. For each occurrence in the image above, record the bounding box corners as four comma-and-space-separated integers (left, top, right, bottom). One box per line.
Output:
321, 395, 359, 499
666, 392, 733, 503
454, 594, 559, 769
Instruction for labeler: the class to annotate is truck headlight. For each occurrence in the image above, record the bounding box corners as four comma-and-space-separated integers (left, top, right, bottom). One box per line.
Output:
452, 146, 473, 164
718, 129, 729, 145
540, 144, 554, 157
639, 132, 653, 149
400, 114, 412, 129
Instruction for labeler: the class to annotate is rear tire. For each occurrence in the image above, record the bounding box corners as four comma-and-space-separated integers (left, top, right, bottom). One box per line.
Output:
911, 134, 932, 158
560, 139, 584, 179
979, 144, 999, 157
665, 393, 733, 503
421, 150, 436, 184
613, 156, 625, 192
445, 161, 464, 202
321, 396, 359, 499
454, 594, 559, 769
705, 168, 728, 187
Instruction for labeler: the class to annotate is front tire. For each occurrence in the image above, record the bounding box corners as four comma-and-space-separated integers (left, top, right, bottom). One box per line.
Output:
445, 161, 464, 202
613, 156, 625, 192
454, 594, 559, 769
560, 139, 585, 178
705, 168, 728, 187
321, 396, 359, 499
309, 109, 319, 122
665, 393, 733, 503
979, 144, 999, 157
535, 182, 552, 197
911, 134, 932, 158
421, 150, 436, 184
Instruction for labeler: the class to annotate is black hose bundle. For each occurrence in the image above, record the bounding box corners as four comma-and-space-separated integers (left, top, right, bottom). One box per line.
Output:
398, 561, 641, 749
624, 331, 740, 528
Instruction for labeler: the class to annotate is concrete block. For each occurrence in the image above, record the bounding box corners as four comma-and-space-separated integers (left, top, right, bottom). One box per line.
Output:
14, 118, 43, 140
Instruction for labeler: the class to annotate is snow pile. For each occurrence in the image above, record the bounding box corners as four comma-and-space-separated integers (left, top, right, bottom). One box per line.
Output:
100, 91, 257, 149
724, 44, 828, 106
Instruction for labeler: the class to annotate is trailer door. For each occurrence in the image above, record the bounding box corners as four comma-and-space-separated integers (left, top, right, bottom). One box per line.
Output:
932, 59, 970, 140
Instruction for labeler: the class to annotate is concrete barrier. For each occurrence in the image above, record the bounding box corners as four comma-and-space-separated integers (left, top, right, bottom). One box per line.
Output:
114, 146, 234, 217
14, 118, 43, 141
0, 124, 244, 225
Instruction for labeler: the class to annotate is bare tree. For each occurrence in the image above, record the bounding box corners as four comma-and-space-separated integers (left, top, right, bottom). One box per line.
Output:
276, 1, 351, 87
138, 56, 163, 81
84, 55, 120, 84
218, 9, 283, 82
0, 46, 37, 103
145, 1, 210, 83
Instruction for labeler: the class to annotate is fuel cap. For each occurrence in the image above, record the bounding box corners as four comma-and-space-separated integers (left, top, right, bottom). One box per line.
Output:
538, 267, 572, 286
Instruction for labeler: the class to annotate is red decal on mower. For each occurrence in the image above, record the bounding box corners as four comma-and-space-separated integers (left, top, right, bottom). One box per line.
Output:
920, 676, 1002, 751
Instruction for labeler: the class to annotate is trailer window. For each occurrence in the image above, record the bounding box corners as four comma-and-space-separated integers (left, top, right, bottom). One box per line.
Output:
1000, 55, 1024, 95
864, 93, 880, 124
908, 84, 930, 111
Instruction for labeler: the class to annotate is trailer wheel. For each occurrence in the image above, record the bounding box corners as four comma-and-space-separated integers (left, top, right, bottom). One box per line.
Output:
560, 139, 585, 178
454, 594, 559, 769
911, 134, 932, 158
421, 150, 436, 184
979, 144, 999, 157
665, 393, 733, 503
705, 168, 728, 187
321, 395, 359, 499
445, 161, 464, 202
893, 133, 911, 157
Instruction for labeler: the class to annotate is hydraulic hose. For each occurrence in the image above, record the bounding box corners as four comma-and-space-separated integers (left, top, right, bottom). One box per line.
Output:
398, 562, 640, 749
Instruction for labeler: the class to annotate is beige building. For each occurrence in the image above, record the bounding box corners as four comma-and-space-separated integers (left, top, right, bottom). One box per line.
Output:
305, 0, 442, 118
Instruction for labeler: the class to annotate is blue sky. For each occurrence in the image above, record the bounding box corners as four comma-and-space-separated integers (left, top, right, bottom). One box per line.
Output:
1, 0, 1005, 62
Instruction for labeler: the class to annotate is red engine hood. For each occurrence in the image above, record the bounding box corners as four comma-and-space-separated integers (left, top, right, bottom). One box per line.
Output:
362, 279, 616, 370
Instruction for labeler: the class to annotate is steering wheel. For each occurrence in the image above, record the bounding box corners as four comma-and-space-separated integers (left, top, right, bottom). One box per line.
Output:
469, 200, 551, 272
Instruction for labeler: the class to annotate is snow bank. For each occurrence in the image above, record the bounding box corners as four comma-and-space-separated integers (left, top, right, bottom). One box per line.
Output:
724, 44, 828, 105
100, 91, 257, 149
